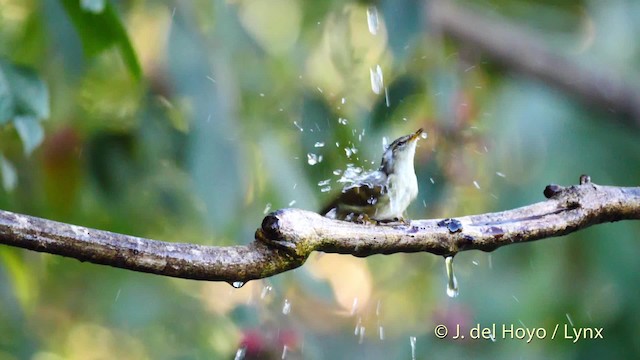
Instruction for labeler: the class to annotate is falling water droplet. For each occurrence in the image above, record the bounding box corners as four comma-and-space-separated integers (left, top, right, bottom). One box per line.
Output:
369, 65, 384, 94
281, 345, 288, 359
410, 336, 417, 360
234, 347, 247, 360
366, 6, 380, 35
232, 281, 245, 289
384, 87, 390, 107
379, 326, 385, 340
358, 325, 365, 344
351, 297, 359, 315
473, 180, 481, 189
314, 141, 325, 148
288, 200, 296, 207
320, 186, 331, 192
282, 299, 291, 314
261, 285, 272, 299
566, 313, 574, 327
318, 179, 331, 187
263, 203, 272, 214
445, 256, 459, 298
381, 137, 388, 150
307, 153, 319, 165
338, 117, 348, 125
421, 132, 428, 139
293, 121, 303, 132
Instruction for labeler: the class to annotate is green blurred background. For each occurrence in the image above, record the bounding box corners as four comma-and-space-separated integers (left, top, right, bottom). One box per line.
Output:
1, 0, 640, 358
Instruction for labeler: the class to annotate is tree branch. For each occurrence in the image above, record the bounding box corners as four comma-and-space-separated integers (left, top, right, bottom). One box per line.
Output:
427, 0, 640, 128
1, 178, 639, 283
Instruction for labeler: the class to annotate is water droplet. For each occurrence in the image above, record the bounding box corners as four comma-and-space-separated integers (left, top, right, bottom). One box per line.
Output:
381, 137, 388, 150
281, 345, 288, 359
338, 117, 348, 125
421, 132, 428, 139
263, 203, 272, 214
232, 281, 245, 289
369, 65, 384, 94
354, 317, 362, 335
379, 326, 385, 340
358, 326, 365, 344
288, 200, 296, 207
366, 6, 379, 35
320, 186, 331, 192
293, 121, 303, 132
496, 171, 506, 178
318, 179, 331, 187
261, 285, 272, 299
341, 97, 346, 104
314, 141, 325, 148
307, 153, 319, 165
429, 177, 435, 184
282, 299, 291, 314
445, 256, 459, 298
234, 347, 247, 360
566, 313, 574, 327
512, 295, 520, 303
473, 180, 481, 189
410, 336, 417, 360
332, 169, 342, 176
472, 260, 479, 266
351, 297, 359, 315
376, 300, 382, 317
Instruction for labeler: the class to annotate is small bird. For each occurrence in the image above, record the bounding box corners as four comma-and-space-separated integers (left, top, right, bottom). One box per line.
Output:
322, 128, 424, 222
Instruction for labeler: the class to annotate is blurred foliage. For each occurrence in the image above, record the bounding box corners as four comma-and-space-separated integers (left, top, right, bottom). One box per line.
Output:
1, 0, 640, 359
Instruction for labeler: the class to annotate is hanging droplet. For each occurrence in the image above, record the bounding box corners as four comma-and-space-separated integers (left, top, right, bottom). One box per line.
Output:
231, 281, 245, 289
410, 336, 417, 360
366, 6, 380, 35
445, 256, 459, 298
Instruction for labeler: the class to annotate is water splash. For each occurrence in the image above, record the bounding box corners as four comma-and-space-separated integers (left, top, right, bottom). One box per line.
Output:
369, 65, 384, 94
410, 336, 417, 360
366, 6, 380, 35
307, 153, 322, 165
282, 299, 291, 314
338, 117, 348, 125
445, 256, 459, 298
314, 142, 325, 148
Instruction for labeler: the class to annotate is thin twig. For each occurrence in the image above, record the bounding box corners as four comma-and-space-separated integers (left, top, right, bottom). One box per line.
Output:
1, 178, 639, 282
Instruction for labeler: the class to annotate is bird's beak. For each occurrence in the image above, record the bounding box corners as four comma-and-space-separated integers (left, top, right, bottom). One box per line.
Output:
409, 128, 424, 142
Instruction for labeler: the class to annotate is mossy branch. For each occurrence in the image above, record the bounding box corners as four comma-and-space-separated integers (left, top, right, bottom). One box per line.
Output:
1, 177, 639, 283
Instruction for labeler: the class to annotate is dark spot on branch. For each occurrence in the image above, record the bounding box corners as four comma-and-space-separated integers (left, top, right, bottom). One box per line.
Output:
437, 218, 463, 233
544, 184, 563, 198
487, 226, 504, 239
261, 212, 282, 240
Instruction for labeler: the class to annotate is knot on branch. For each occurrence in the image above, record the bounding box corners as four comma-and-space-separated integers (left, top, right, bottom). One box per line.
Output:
256, 209, 319, 257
